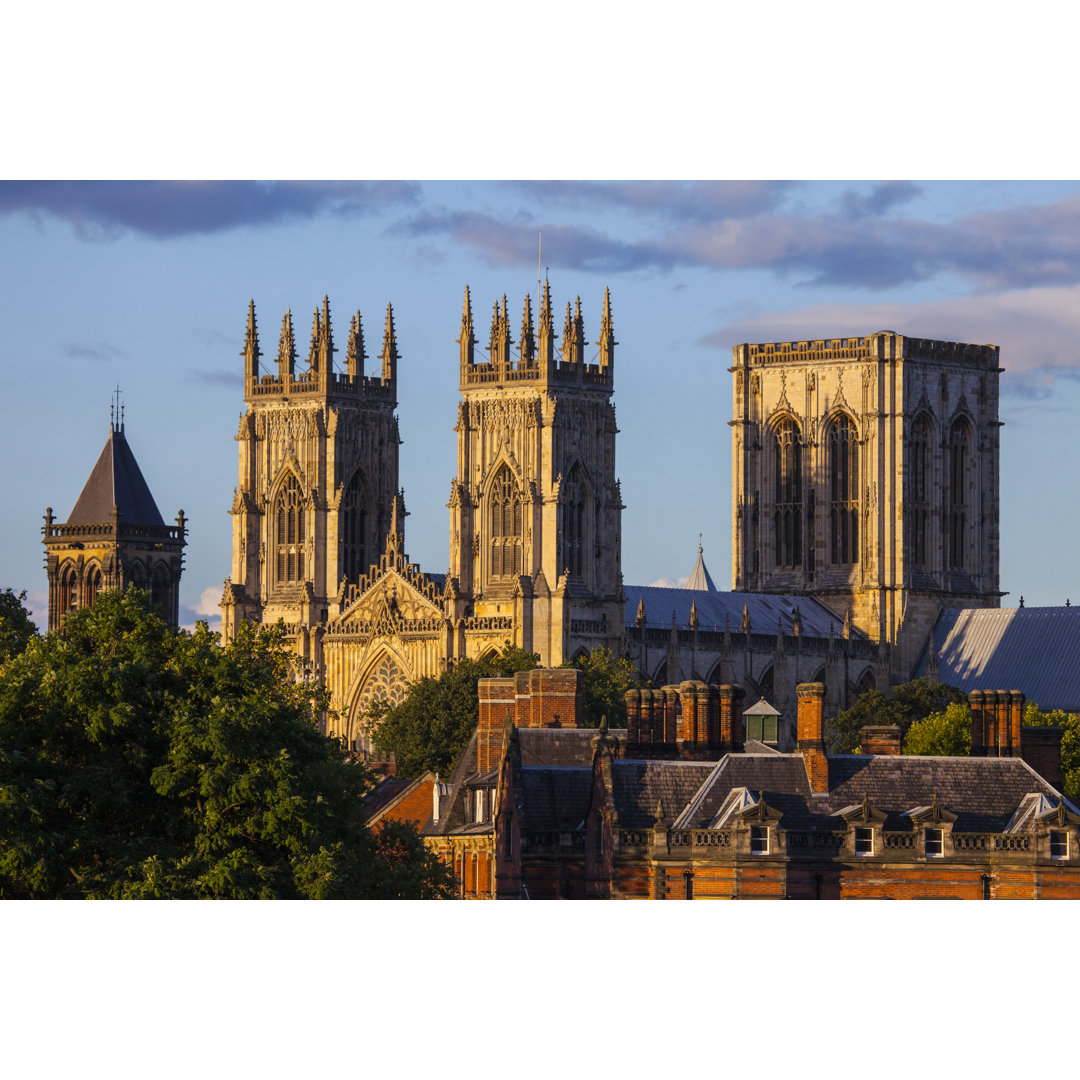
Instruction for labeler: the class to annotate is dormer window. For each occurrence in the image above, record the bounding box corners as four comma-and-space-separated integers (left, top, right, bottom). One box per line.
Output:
925, 828, 944, 857
1051, 830, 1069, 859
854, 827, 874, 855
750, 825, 769, 854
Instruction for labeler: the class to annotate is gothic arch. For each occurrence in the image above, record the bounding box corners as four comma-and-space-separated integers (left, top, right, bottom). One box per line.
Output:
947, 415, 975, 572
562, 461, 592, 580
908, 412, 935, 570
339, 466, 374, 585
825, 411, 860, 566
271, 469, 308, 588
347, 646, 413, 757
127, 558, 147, 591
769, 415, 803, 569
486, 461, 524, 582
150, 562, 171, 620
59, 562, 78, 617
854, 666, 876, 696
84, 560, 104, 607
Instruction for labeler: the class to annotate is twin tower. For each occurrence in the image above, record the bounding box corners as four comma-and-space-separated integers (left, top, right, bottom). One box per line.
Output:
221, 288, 624, 750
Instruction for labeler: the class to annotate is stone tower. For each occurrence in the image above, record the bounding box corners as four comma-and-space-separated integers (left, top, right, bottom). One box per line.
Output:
221, 297, 400, 670
447, 284, 624, 665
730, 331, 1001, 676
43, 407, 186, 630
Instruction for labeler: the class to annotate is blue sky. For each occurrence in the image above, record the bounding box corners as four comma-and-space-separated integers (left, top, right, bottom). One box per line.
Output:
5, 178, 1080, 630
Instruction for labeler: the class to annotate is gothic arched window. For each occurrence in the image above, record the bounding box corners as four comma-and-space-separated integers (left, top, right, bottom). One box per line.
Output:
85, 566, 103, 607
563, 463, 588, 578
908, 415, 933, 569
773, 419, 802, 568
489, 465, 523, 580
61, 565, 78, 615
151, 563, 170, 614
828, 415, 859, 565
948, 418, 972, 570
340, 470, 370, 584
274, 474, 307, 585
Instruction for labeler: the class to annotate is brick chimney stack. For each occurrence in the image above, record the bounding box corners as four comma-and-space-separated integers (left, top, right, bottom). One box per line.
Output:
796, 682, 829, 794
859, 725, 902, 756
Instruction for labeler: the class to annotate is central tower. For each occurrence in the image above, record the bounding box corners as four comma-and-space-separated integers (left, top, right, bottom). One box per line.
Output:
448, 284, 624, 665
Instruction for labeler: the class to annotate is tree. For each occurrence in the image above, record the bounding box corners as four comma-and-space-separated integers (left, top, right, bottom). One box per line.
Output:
1023, 701, 1080, 801
0, 588, 453, 899
561, 646, 644, 728
0, 588, 37, 668
826, 678, 967, 753
369, 644, 539, 779
903, 702, 973, 756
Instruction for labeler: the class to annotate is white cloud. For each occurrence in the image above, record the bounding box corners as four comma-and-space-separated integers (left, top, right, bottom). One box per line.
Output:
193, 585, 222, 617
648, 576, 689, 589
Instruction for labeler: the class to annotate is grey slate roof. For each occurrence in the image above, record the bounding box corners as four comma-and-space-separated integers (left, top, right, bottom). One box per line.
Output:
623, 585, 846, 638
915, 607, 1080, 712
67, 426, 165, 526
519, 767, 594, 830
517, 727, 627, 768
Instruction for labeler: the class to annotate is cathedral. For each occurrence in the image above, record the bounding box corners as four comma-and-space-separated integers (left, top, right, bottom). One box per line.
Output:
215, 289, 1006, 755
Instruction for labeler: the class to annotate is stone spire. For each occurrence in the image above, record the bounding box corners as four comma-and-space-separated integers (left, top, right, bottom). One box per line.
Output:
740, 602, 751, 635
308, 295, 336, 373
346, 310, 367, 381
380, 303, 399, 385
689, 600, 699, 631
686, 539, 717, 592
242, 299, 261, 380
562, 298, 585, 364
538, 280, 555, 366
489, 294, 512, 371
277, 309, 297, 380
635, 595, 647, 627
597, 286, 616, 368
458, 286, 476, 369
843, 608, 852, 640
519, 294, 535, 366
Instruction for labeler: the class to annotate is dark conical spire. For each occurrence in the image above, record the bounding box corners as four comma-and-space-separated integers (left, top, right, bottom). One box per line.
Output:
67, 423, 165, 527
242, 299, 261, 379
381, 303, 399, 384
597, 286, 616, 368
519, 294, 535, 365
458, 286, 476, 368
346, 310, 367, 380
278, 310, 297, 379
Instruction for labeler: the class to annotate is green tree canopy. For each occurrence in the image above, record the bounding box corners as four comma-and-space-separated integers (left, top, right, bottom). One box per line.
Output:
0, 588, 37, 668
369, 644, 539, 779
0, 588, 453, 899
826, 678, 967, 753
1023, 702, 1080, 801
561, 646, 644, 728
903, 702, 973, 756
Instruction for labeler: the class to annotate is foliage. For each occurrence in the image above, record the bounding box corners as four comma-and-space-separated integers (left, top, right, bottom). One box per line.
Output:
369, 644, 539, 779
561, 646, 644, 728
0, 588, 38, 668
825, 678, 967, 753
903, 702, 973, 756
0, 588, 453, 899
1023, 701, 1080, 801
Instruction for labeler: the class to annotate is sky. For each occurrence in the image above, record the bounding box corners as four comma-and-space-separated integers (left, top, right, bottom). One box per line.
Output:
5, 178, 1080, 631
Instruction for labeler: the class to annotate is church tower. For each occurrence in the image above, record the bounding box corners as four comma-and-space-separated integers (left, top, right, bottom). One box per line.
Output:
221, 297, 400, 671
447, 284, 624, 665
43, 402, 186, 630
730, 331, 1001, 676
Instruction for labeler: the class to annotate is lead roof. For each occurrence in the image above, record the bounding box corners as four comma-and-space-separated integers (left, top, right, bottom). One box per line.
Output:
67, 425, 165, 526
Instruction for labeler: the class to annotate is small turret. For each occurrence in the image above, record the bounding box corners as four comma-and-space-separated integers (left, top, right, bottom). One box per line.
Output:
458, 286, 476, 370
519, 294, 535, 366
489, 295, 512, 372
597, 286, 616, 369
538, 280, 555, 366
242, 299, 261, 380
380, 303, 399, 385
346, 310, 367, 381
308, 295, 335, 374
277, 310, 297, 380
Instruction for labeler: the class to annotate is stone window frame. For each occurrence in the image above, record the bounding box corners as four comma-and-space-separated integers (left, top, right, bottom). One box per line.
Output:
907, 412, 935, 570
854, 826, 874, 855
273, 472, 308, 587
338, 467, 371, 586
487, 463, 524, 582
771, 416, 803, 570
826, 412, 860, 567
924, 827, 944, 858
1050, 830, 1069, 860
750, 824, 770, 854
947, 415, 974, 571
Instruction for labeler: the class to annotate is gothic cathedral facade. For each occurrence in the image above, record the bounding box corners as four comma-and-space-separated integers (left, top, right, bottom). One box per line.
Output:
730, 331, 1002, 676
221, 287, 624, 753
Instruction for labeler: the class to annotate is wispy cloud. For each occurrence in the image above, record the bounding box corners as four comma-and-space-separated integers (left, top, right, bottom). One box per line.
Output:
0, 181, 422, 239
839, 181, 923, 220
62, 340, 127, 362
188, 369, 243, 388
700, 283, 1080, 393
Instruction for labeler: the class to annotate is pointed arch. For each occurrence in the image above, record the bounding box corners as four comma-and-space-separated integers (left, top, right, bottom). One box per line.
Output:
907, 412, 935, 570
272, 470, 307, 586
826, 412, 859, 566
947, 415, 974, 571
340, 466, 372, 585
770, 415, 802, 569
127, 558, 147, 592
347, 647, 412, 760
854, 667, 876, 696
84, 562, 103, 607
150, 562, 171, 619
563, 460, 591, 579
60, 562, 78, 617
487, 462, 523, 581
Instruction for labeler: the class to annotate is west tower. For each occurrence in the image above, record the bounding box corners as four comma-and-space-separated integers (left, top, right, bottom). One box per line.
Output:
44, 412, 186, 630
447, 285, 624, 665
730, 331, 1001, 676
221, 297, 401, 671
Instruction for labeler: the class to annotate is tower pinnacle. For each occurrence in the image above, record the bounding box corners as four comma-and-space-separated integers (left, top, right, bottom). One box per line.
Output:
242, 299, 261, 379
381, 303, 399, 385
458, 286, 476, 368
346, 310, 367, 381
277, 310, 297, 380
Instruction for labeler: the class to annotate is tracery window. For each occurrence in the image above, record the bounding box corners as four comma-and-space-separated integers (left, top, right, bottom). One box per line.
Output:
563, 463, 588, 578
85, 566, 103, 606
773, 419, 802, 568
828, 416, 859, 565
908, 415, 932, 568
948, 419, 971, 570
275, 474, 307, 585
61, 565, 78, 615
489, 465, 523, 579
340, 470, 370, 584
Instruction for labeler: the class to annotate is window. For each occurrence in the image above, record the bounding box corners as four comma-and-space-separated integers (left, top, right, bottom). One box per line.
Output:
85, 567, 102, 606
750, 825, 769, 854
773, 419, 802, 568
1051, 830, 1068, 859
489, 465, 523, 579
274, 474, 306, 585
828, 416, 859, 565
948, 419, 971, 570
925, 828, 943, 857
563, 463, 588, 578
339, 470, 369, 584
61, 566, 78, 614
475, 789, 485, 823
908, 415, 932, 568
683, 869, 694, 899
854, 827, 874, 855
